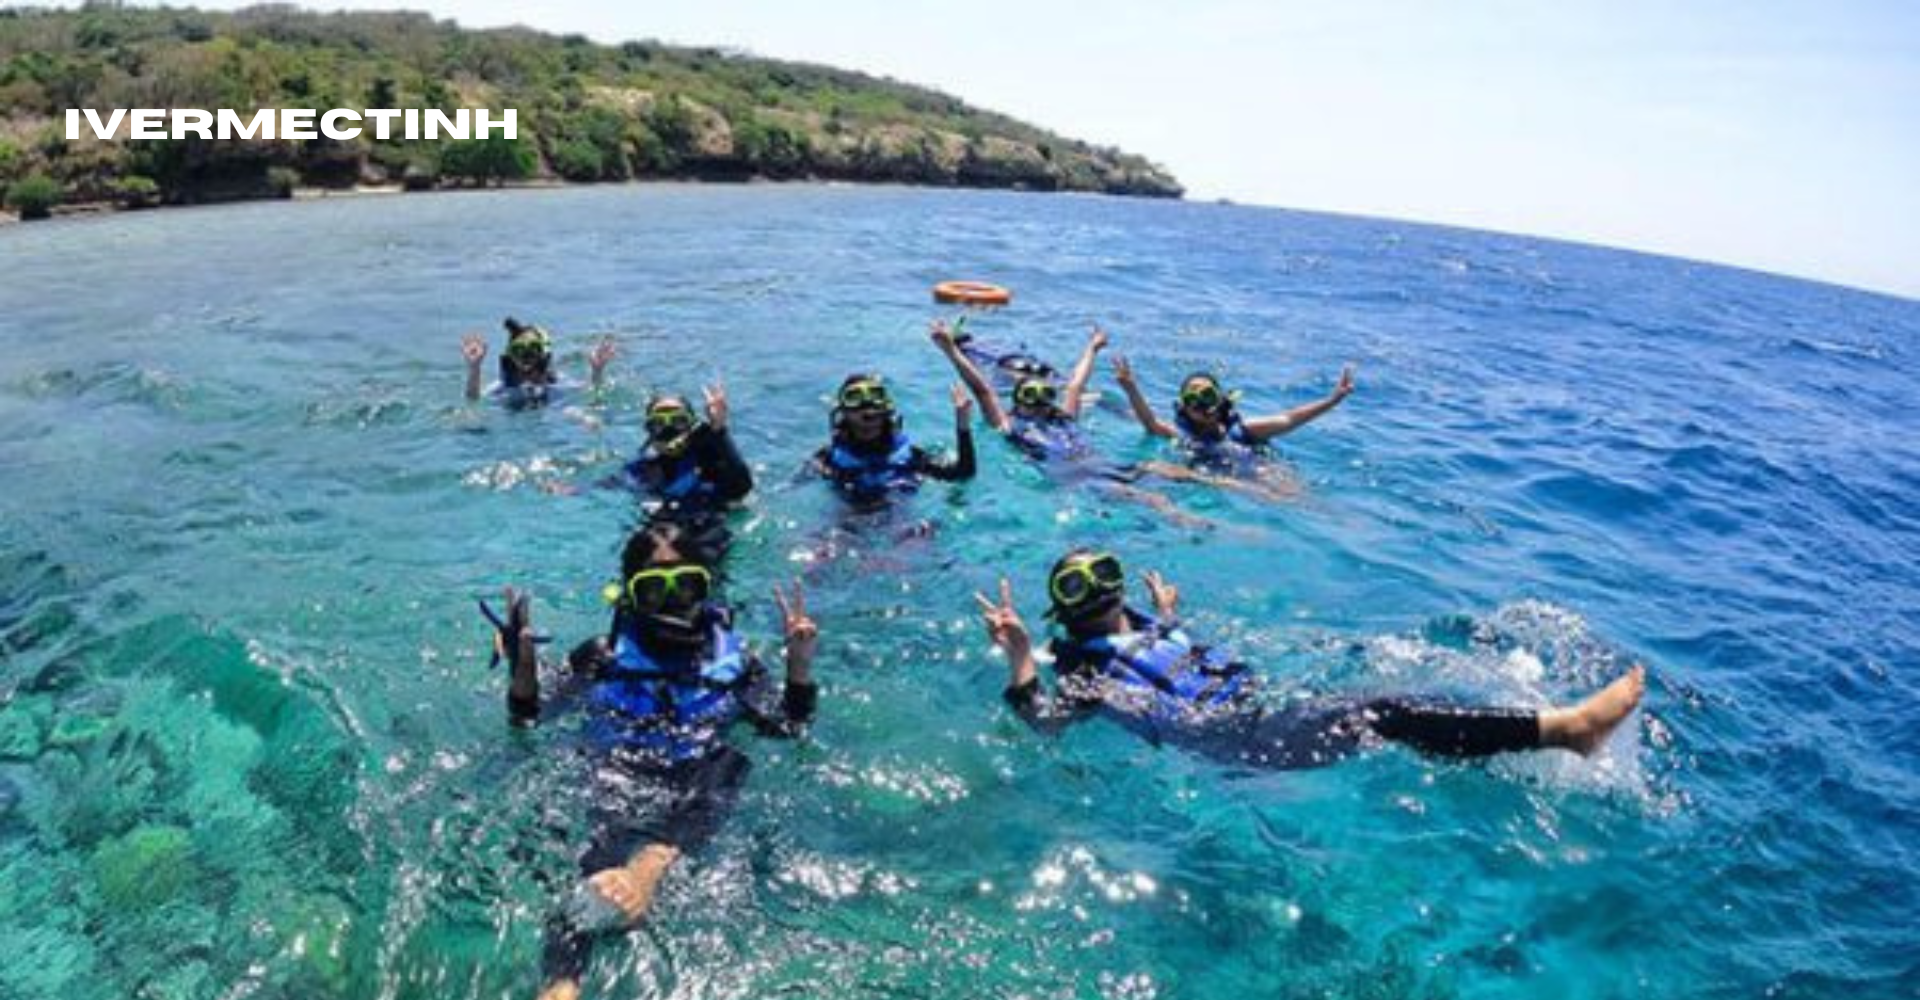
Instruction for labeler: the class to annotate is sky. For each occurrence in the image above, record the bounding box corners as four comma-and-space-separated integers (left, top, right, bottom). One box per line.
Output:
101, 1, 1920, 298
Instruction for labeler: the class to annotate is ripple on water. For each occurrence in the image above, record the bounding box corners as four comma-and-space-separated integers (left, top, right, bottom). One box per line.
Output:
1, 187, 1917, 998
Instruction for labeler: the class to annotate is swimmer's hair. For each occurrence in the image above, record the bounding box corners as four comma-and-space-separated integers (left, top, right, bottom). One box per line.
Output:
839, 372, 884, 390
647, 393, 690, 413
1181, 371, 1223, 391
620, 521, 704, 577
503, 317, 528, 335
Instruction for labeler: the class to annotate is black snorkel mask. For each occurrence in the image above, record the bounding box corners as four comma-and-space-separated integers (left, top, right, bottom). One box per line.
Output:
1046, 552, 1127, 630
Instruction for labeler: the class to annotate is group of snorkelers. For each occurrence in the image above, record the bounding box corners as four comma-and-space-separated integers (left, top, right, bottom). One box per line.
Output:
463, 312, 1647, 1000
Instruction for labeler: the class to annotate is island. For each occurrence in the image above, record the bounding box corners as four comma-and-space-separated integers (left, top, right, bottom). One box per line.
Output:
0, 4, 1184, 221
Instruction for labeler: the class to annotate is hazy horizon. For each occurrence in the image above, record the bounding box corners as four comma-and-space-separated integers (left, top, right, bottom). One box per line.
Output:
35, 1, 1920, 301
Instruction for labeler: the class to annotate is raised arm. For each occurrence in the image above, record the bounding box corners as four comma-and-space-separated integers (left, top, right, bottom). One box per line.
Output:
700, 382, 755, 502
918, 384, 978, 482
740, 583, 821, 738
1061, 324, 1108, 418
1239, 364, 1357, 442
462, 334, 487, 401
975, 579, 1088, 736
1111, 354, 1176, 438
486, 588, 597, 726
586, 336, 617, 393
930, 320, 1010, 432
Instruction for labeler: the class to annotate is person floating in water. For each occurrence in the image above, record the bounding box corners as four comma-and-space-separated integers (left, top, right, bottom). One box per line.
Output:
620, 384, 753, 563
483, 522, 820, 1000
931, 321, 1213, 527
810, 373, 976, 508
931, 319, 1103, 462
462, 317, 617, 406
974, 549, 1645, 769
1111, 356, 1356, 499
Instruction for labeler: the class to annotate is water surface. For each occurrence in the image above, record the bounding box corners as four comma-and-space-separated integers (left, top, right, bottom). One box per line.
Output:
1, 185, 1916, 999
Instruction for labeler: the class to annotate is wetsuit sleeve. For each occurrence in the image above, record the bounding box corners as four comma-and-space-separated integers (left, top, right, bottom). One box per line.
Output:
507, 637, 605, 727
1002, 676, 1095, 737
1002, 642, 1097, 736
914, 428, 976, 482
798, 447, 832, 484
737, 652, 818, 739
697, 426, 754, 502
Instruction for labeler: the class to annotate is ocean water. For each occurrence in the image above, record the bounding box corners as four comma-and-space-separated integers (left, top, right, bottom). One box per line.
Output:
0, 185, 1915, 1000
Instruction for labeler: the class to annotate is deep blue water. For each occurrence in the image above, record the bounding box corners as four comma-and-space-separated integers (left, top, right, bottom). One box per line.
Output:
0, 185, 1916, 999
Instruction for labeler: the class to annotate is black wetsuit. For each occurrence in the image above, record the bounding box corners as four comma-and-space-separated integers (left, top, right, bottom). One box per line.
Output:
1004, 609, 1538, 769
623, 426, 754, 561
512, 606, 816, 981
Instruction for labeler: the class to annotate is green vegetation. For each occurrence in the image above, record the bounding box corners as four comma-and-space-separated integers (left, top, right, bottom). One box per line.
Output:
0, 3, 1181, 217
4, 171, 62, 218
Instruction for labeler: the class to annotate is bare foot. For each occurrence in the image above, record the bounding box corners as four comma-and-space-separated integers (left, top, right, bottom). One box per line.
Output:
1541, 665, 1646, 755
587, 843, 681, 922
536, 980, 581, 1000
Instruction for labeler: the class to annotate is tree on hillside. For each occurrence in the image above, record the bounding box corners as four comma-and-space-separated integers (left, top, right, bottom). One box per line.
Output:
440, 133, 537, 186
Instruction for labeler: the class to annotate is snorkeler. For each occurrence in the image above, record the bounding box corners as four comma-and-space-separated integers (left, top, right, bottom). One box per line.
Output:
810, 374, 976, 507
1112, 356, 1356, 464
462, 317, 618, 405
932, 319, 1103, 462
974, 549, 1645, 769
621, 384, 753, 562
483, 521, 820, 1000
931, 321, 1211, 527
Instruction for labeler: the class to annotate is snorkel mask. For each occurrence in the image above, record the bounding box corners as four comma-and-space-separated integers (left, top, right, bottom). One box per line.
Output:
832, 374, 900, 439
604, 562, 714, 649
501, 319, 553, 382
1013, 377, 1062, 415
1176, 374, 1240, 438
1178, 375, 1234, 415
644, 397, 699, 457
1047, 551, 1127, 628
838, 377, 895, 413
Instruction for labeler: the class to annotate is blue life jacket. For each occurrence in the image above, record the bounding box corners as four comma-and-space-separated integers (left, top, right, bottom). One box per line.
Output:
1009, 415, 1090, 461
1175, 410, 1261, 471
1063, 609, 1249, 733
586, 613, 749, 760
629, 451, 715, 505
826, 432, 920, 499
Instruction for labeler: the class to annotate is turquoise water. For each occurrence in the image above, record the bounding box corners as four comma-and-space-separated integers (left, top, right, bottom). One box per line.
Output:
1, 185, 1916, 999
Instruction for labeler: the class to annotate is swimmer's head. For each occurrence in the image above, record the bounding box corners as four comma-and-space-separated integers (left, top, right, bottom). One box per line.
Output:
644, 395, 699, 457
1047, 548, 1127, 632
833, 373, 899, 444
501, 320, 554, 386
1012, 376, 1063, 419
613, 522, 713, 648
1176, 373, 1234, 435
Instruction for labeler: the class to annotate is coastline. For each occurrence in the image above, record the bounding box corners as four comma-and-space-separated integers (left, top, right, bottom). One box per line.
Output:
3, 173, 1181, 227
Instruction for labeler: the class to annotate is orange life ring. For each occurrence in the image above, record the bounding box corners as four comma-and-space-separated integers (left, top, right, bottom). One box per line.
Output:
932, 280, 1012, 306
